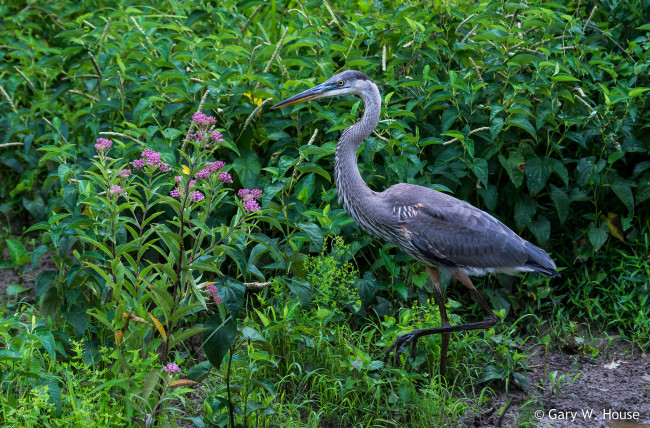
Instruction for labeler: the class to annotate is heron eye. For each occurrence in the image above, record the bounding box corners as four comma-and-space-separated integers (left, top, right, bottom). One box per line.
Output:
337, 80, 344, 86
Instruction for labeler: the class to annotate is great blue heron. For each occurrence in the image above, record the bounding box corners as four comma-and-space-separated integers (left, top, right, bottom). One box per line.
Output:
272, 70, 559, 375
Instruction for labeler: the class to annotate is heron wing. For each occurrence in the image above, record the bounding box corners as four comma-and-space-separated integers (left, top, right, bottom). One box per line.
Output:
385, 184, 529, 269
406, 206, 529, 269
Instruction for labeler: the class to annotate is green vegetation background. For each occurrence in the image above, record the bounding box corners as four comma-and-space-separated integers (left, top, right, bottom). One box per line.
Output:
1, 0, 649, 426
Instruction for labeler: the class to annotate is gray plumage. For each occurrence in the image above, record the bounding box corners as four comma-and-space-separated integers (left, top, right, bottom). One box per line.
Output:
272, 70, 559, 374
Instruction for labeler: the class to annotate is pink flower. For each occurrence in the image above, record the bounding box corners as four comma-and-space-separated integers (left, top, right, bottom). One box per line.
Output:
142, 149, 162, 166
219, 172, 233, 183
195, 168, 211, 180
162, 363, 181, 373
95, 138, 113, 152
159, 162, 170, 172
243, 199, 260, 212
209, 130, 224, 143
207, 161, 225, 172
132, 159, 146, 169
188, 179, 196, 188
238, 189, 263, 201
206, 285, 222, 304
189, 191, 204, 202
174, 175, 183, 184
110, 185, 124, 196
118, 169, 131, 178
170, 189, 181, 198
192, 111, 217, 128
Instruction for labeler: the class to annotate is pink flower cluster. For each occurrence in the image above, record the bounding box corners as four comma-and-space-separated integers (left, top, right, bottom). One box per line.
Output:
132, 149, 170, 172
192, 111, 217, 128
95, 138, 113, 152
118, 169, 131, 178
162, 362, 181, 373
189, 191, 204, 202
187, 130, 225, 147
195, 161, 226, 180
219, 172, 233, 183
170, 176, 202, 199
238, 188, 262, 212
206, 285, 222, 304
110, 184, 124, 196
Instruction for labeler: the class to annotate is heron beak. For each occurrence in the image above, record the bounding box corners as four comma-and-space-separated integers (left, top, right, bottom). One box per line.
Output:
271, 82, 336, 109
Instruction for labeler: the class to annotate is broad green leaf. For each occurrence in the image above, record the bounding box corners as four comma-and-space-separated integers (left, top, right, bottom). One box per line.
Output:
587, 222, 608, 251
549, 185, 569, 224
506, 115, 536, 139
203, 312, 237, 370
283, 277, 312, 306
219, 278, 246, 317
611, 177, 635, 213
297, 222, 323, 250
514, 196, 537, 231
525, 157, 553, 193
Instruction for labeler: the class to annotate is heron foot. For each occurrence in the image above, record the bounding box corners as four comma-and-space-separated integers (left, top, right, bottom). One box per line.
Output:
385, 331, 421, 364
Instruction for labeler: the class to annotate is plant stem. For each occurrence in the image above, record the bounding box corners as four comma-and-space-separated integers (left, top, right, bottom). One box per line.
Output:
226, 345, 235, 428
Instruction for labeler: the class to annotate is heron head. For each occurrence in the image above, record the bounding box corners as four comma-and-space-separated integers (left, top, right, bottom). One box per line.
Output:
271, 70, 373, 109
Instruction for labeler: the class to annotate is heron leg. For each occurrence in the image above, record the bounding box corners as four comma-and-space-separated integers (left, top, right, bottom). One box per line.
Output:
423, 266, 450, 376
386, 271, 497, 368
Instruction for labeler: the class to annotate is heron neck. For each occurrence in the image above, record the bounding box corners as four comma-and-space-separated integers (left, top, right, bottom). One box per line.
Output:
334, 84, 381, 210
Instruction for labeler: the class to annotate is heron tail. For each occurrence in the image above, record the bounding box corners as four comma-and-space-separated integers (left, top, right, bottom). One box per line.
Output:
523, 241, 560, 277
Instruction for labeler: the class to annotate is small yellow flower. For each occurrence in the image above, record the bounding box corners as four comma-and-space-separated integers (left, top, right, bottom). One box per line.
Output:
181, 165, 190, 175
244, 93, 263, 117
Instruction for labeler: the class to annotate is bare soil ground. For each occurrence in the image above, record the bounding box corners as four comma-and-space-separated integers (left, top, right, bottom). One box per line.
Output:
0, 250, 56, 301
470, 343, 650, 428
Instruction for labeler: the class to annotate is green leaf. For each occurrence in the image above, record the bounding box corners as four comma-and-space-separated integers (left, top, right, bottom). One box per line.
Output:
297, 222, 323, 250
232, 150, 261, 188
551, 73, 580, 82
62, 304, 86, 338
470, 158, 488, 188
187, 360, 212, 382
283, 277, 312, 306
629, 87, 649, 97
142, 369, 162, 400
169, 326, 208, 347
587, 222, 608, 251
528, 215, 550, 247
506, 115, 536, 139
510, 53, 543, 65
514, 196, 536, 231
477, 364, 505, 383
34, 276, 60, 314
203, 312, 237, 370
611, 177, 635, 213
219, 278, 246, 317
525, 157, 553, 193
355, 271, 376, 308
39, 376, 62, 416
34, 330, 56, 360
31, 244, 51, 270
6, 239, 29, 265
498, 152, 525, 188
0, 349, 22, 362
513, 372, 530, 391
549, 185, 569, 224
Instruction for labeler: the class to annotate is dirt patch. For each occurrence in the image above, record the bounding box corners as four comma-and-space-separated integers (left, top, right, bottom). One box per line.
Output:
470, 343, 650, 427
0, 249, 57, 301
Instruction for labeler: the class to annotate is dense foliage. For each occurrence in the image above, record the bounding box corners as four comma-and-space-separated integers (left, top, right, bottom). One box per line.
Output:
1, 0, 649, 426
